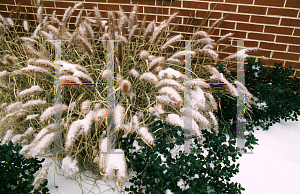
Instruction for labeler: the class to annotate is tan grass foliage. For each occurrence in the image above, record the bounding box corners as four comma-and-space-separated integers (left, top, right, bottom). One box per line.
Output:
0, 4, 259, 191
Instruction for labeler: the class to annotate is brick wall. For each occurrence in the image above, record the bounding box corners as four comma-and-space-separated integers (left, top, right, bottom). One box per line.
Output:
1, 0, 300, 77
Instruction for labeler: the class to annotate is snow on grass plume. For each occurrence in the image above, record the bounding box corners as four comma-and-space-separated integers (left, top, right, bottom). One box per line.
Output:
27, 132, 54, 158
17, 85, 43, 99
138, 127, 155, 145
158, 68, 184, 80
104, 149, 127, 182
1, 129, 13, 144
140, 72, 158, 84
115, 105, 125, 131
65, 120, 83, 151
158, 86, 183, 104
155, 79, 184, 92
62, 155, 79, 179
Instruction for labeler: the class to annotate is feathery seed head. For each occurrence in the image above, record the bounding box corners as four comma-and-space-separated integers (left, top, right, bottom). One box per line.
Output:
120, 79, 131, 95
81, 100, 91, 115
149, 57, 165, 71
129, 69, 140, 78
139, 72, 159, 84
192, 31, 209, 40
3, 54, 15, 66
6, 18, 14, 27
140, 50, 149, 59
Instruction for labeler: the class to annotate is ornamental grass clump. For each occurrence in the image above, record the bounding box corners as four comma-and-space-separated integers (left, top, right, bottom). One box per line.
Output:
0, 2, 259, 193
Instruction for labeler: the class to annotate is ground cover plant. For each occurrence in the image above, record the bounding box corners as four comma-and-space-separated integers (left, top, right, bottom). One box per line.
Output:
0, 140, 49, 194
215, 57, 300, 132
0, 1, 260, 193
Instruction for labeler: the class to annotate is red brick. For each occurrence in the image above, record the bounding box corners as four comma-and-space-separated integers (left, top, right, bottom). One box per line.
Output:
294, 29, 300, 36
210, 3, 237, 12
157, 14, 181, 23
238, 5, 267, 15
164, 31, 178, 39
3, 0, 16, 4
260, 42, 287, 51
255, 0, 285, 7
94, 3, 119, 11
205, 11, 223, 20
285, 61, 300, 70
194, 10, 209, 18
108, 0, 130, 3
236, 23, 264, 32
289, 45, 300, 53
197, 18, 209, 28
248, 50, 272, 58
7, 5, 20, 14
224, 13, 249, 22
218, 44, 237, 54
248, 32, 275, 41
15, 0, 32, 6
246, 41, 259, 47
144, 7, 168, 15
69, 16, 76, 23
267, 8, 298, 17
132, 0, 156, 5
84, 0, 106, 2
143, 14, 156, 22
54, 2, 74, 9
170, 8, 195, 17
251, 16, 279, 25
68, 23, 76, 30
82, 3, 97, 10
273, 51, 299, 60
0, 6, 6, 12
42, 1, 54, 7
42, 8, 54, 16
14, 7, 27, 16
220, 29, 247, 39
225, 0, 253, 4
209, 20, 235, 29
183, 1, 208, 9
157, 0, 181, 7
183, 17, 205, 26
210, 29, 220, 36
173, 24, 188, 33
219, 52, 231, 60
285, 0, 300, 8
259, 58, 284, 68
121, 5, 143, 13
281, 18, 300, 27
276, 35, 300, 44
295, 70, 300, 78
218, 45, 237, 53
264, 26, 294, 35
231, 40, 259, 47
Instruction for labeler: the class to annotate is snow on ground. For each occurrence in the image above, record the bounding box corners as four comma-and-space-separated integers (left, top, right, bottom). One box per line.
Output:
231, 116, 300, 194
46, 117, 300, 194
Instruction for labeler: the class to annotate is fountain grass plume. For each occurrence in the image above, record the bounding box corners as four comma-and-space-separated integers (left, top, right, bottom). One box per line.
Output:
0, 5, 259, 192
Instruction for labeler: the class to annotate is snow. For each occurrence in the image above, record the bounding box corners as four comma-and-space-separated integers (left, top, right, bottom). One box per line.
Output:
139, 72, 159, 84
158, 86, 182, 103
138, 127, 155, 145
44, 116, 300, 193
61, 155, 79, 179
231, 117, 300, 194
158, 68, 184, 80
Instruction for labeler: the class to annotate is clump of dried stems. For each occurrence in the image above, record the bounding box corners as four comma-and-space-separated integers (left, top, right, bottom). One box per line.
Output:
0, 2, 259, 193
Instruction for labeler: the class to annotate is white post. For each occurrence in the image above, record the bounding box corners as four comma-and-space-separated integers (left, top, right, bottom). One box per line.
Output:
101, 39, 123, 155
106, 39, 116, 154
53, 39, 63, 157
235, 39, 251, 154
183, 40, 193, 154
